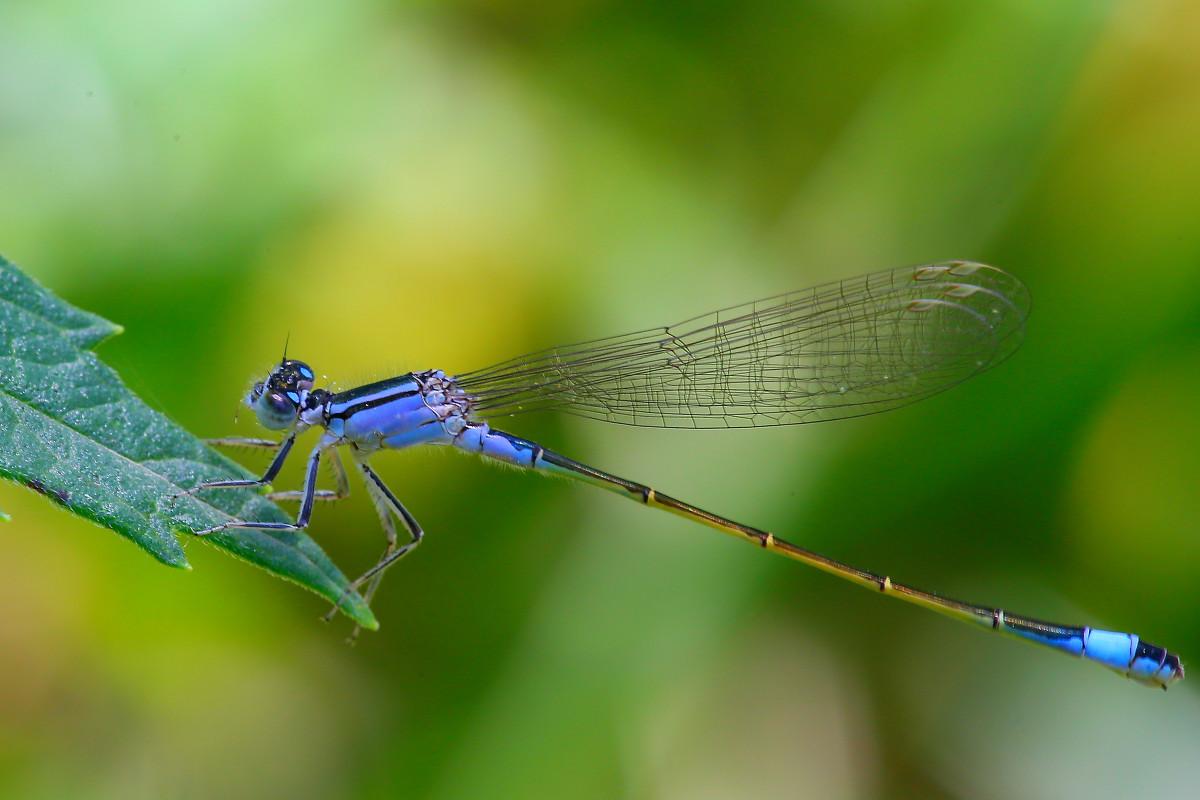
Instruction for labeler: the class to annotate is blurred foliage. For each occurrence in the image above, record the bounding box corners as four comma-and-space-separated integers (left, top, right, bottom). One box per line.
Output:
1, 0, 1199, 798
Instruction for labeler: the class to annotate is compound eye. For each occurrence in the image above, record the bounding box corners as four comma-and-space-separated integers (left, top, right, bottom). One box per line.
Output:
254, 387, 300, 430
267, 391, 294, 416
281, 359, 312, 375
281, 359, 315, 390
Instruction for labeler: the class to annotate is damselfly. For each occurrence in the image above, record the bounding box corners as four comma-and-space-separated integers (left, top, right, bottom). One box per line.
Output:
178, 261, 1183, 688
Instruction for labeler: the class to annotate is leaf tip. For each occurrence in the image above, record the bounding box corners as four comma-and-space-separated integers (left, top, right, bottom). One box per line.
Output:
164, 553, 193, 570
338, 598, 378, 631
157, 535, 192, 570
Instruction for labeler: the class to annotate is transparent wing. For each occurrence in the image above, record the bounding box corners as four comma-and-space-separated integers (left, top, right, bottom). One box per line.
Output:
455, 261, 1031, 429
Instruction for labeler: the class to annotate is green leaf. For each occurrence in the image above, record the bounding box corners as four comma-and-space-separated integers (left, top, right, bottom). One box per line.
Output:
0, 255, 376, 629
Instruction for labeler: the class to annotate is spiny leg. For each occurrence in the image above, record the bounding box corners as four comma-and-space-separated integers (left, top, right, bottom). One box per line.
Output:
206, 436, 349, 503
359, 463, 399, 608
352, 463, 424, 589
339, 464, 400, 642
323, 461, 423, 629
192, 444, 322, 536
267, 447, 351, 503
205, 437, 280, 449
174, 433, 297, 500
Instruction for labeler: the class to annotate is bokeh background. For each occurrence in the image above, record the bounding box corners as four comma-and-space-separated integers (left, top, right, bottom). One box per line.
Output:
2, 1, 1199, 798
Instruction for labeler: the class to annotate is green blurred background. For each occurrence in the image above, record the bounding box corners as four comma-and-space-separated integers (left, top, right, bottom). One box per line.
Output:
2, 1, 1199, 798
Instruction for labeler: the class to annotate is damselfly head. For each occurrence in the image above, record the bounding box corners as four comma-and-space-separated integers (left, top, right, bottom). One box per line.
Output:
246, 358, 317, 430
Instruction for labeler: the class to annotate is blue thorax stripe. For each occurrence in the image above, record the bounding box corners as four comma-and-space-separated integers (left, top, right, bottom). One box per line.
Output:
328, 375, 420, 420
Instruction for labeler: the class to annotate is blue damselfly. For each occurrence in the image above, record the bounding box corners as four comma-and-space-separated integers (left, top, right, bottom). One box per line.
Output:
178, 261, 1184, 688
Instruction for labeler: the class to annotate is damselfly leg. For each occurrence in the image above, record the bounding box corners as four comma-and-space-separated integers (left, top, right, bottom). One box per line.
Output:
191, 433, 418, 629
267, 448, 349, 503
204, 437, 281, 448
323, 461, 424, 637
171, 433, 297, 500
189, 443, 324, 536
202, 437, 352, 503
